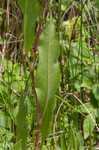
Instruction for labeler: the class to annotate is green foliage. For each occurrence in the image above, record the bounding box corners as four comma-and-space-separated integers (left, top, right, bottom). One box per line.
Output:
0, 0, 99, 149
83, 115, 95, 139
12, 140, 22, 150
66, 129, 84, 150
0, 59, 29, 150
17, 0, 41, 52
92, 86, 99, 102
0, 9, 4, 45
0, 127, 14, 149
0, 110, 11, 128
36, 21, 60, 138
16, 96, 28, 150
60, 134, 66, 150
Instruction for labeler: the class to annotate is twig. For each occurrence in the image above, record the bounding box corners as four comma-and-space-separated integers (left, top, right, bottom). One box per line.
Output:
28, 0, 48, 149
27, 58, 41, 150
33, 0, 48, 52
2, 40, 6, 60
27, 58, 41, 120
60, 5, 73, 24
0, 8, 17, 20
7, 0, 10, 27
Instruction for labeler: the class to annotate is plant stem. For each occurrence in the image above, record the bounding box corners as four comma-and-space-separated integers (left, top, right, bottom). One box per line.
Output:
34, 0, 47, 52
27, 58, 41, 150
34, 119, 41, 150
28, 1, 48, 149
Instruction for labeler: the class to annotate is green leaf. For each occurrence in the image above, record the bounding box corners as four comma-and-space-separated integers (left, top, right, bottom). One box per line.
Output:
83, 115, 95, 139
36, 21, 60, 138
92, 86, 99, 101
17, 0, 25, 14
11, 140, 22, 150
67, 129, 84, 150
0, 36, 3, 45
0, 111, 11, 128
81, 77, 93, 89
60, 134, 66, 150
0, 9, 4, 15
77, 103, 97, 116
16, 97, 28, 150
17, 0, 41, 52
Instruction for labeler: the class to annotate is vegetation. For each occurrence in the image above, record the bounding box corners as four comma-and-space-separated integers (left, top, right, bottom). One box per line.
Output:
0, 0, 99, 149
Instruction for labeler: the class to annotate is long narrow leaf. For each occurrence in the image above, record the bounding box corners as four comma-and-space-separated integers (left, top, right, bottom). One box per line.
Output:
36, 21, 60, 138
17, 0, 41, 52
16, 97, 27, 150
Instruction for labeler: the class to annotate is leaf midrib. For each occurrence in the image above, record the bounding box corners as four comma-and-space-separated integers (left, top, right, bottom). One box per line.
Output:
42, 33, 50, 119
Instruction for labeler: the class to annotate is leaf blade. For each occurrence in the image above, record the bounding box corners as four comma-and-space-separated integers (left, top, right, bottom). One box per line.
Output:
36, 21, 60, 138
18, 0, 41, 52
83, 115, 95, 139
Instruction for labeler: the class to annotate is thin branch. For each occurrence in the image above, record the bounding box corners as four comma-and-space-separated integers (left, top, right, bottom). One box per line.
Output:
27, 58, 41, 150
7, 0, 10, 28
28, 1, 48, 149
27, 58, 41, 120
33, 0, 48, 52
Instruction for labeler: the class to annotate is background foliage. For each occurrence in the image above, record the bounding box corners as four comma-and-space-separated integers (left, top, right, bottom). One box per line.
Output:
0, 0, 99, 149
